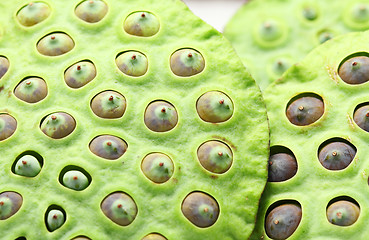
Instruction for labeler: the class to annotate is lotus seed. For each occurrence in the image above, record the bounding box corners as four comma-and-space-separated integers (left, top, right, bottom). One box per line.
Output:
144, 101, 178, 132
14, 77, 48, 103
124, 11, 160, 37
350, 4, 369, 24
115, 51, 148, 77
170, 49, 205, 77
318, 141, 356, 170
268, 152, 297, 182
339, 56, 369, 84
259, 20, 283, 42
62, 170, 89, 191
0, 114, 17, 141
17, 2, 51, 27
15, 155, 41, 177
327, 200, 360, 226
101, 192, 138, 226
64, 61, 96, 88
40, 112, 76, 139
181, 191, 219, 228
91, 90, 126, 119
89, 135, 127, 160
46, 209, 65, 232
142, 233, 167, 240
286, 95, 324, 126
265, 203, 302, 240
71, 237, 91, 240
75, 0, 108, 23
0, 192, 22, 220
37, 32, 75, 56
354, 104, 369, 132
141, 153, 174, 183
197, 140, 233, 174
0, 56, 9, 79
303, 6, 318, 21
196, 91, 234, 123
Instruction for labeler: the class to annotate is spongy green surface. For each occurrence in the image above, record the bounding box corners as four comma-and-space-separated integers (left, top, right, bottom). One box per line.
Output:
251, 31, 369, 239
0, 0, 269, 239
224, 0, 369, 90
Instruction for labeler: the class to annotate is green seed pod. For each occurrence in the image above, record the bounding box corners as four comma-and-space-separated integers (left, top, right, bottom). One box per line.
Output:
0, 114, 17, 141
326, 200, 360, 226
268, 152, 297, 182
64, 61, 96, 88
141, 153, 174, 183
101, 192, 138, 226
75, 0, 108, 23
318, 140, 356, 170
124, 11, 160, 37
354, 104, 369, 132
89, 135, 127, 160
286, 95, 324, 126
144, 101, 178, 132
0, 191, 22, 220
14, 155, 41, 177
170, 49, 205, 77
181, 191, 219, 228
142, 233, 167, 240
40, 112, 76, 139
338, 56, 369, 84
14, 77, 48, 103
0, 56, 9, 79
115, 51, 148, 77
197, 140, 233, 174
90, 90, 126, 119
62, 170, 89, 191
196, 91, 233, 123
37, 32, 75, 56
16, 2, 51, 27
46, 209, 65, 232
265, 203, 302, 240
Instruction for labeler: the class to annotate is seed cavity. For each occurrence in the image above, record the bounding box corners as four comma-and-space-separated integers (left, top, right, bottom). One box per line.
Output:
327, 197, 360, 226
181, 191, 219, 228
170, 49, 205, 77
268, 146, 297, 182
124, 11, 160, 37
338, 55, 369, 84
196, 91, 234, 123
12, 151, 43, 177
0, 191, 23, 220
197, 140, 233, 174
101, 192, 138, 226
144, 100, 178, 132
45, 205, 66, 232
0, 114, 17, 141
286, 93, 324, 126
318, 138, 356, 170
115, 51, 148, 77
89, 135, 127, 160
91, 90, 126, 119
40, 112, 76, 139
14, 77, 48, 103
75, 0, 108, 23
17, 2, 51, 27
60, 166, 91, 191
37, 32, 75, 56
0, 56, 9, 79
142, 233, 168, 240
141, 153, 174, 183
64, 60, 96, 88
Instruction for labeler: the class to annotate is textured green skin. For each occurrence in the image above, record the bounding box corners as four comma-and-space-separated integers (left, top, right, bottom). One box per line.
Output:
251, 31, 369, 239
224, 0, 369, 90
0, 0, 268, 239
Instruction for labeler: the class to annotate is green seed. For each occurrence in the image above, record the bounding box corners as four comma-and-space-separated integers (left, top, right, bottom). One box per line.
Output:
124, 11, 160, 37
90, 90, 126, 119
351, 4, 369, 23
318, 141, 356, 170
75, 0, 108, 23
37, 32, 75, 56
317, 30, 334, 44
0, 114, 17, 141
141, 153, 174, 183
14, 155, 41, 177
197, 140, 233, 174
196, 91, 233, 123
46, 209, 65, 232
62, 170, 89, 191
142, 233, 167, 240
170, 49, 205, 77
338, 56, 369, 84
14, 77, 48, 103
0, 191, 23, 220
259, 20, 283, 42
0, 56, 9, 79
16, 2, 51, 27
115, 51, 148, 77
327, 200, 360, 226
302, 6, 318, 21
286, 96, 324, 126
40, 112, 76, 139
144, 101, 178, 132
89, 135, 127, 160
64, 61, 96, 88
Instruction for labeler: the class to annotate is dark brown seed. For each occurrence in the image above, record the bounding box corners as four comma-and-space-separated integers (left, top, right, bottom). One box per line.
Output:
75, 0, 108, 23
197, 140, 233, 174
286, 96, 324, 126
0, 56, 9, 79
0, 191, 23, 220
327, 200, 360, 226
90, 91, 126, 119
89, 135, 127, 160
181, 192, 219, 228
353, 104, 369, 132
0, 114, 17, 141
40, 112, 76, 139
318, 141, 356, 170
37, 32, 74, 56
265, 203, 302, 240
338, 56, 369, 84
170, 49, 205, 77
268, 153, 297, 182
144, 101, 178, 132
14, 77, 48, 103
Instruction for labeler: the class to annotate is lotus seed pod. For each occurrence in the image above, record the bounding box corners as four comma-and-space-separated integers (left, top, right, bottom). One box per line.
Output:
14, 155, 41, 177
286, 95, 324, 126
75, 0, 108, 23
16, 2, 51, 27
170, 49, 205, 77
181, 192, 219, 228
90, 90, 126, 119
224, 0, 369, 90
265, 203, 302, 240
89, 135, 127, 160
0, 192, 22, 220
46, 209, 65, 232
37, 32, 74, 56
14, 77, 48, 103
141, 153, 174, 183
0, 56, 9, 79
124, 11, 160, 37
354, 104, 369, 131
101, 192, 138, 226
62, 170, 89, 191
196, 91, 234, 123
144, 101, 178, 132
142, 233, 167, 240
268, 152, 297, 182
326, 200, 360, 226
64, 61, 96, 88
115, 51, 148, 77
318, 141, 356, 170
0, 114, 17, 141
197, 141, 233, 174
338, 56, 369, 84
40, 112, 76, 139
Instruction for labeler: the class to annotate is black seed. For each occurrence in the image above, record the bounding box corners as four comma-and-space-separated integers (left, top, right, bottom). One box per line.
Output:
268, 153, 297, 182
